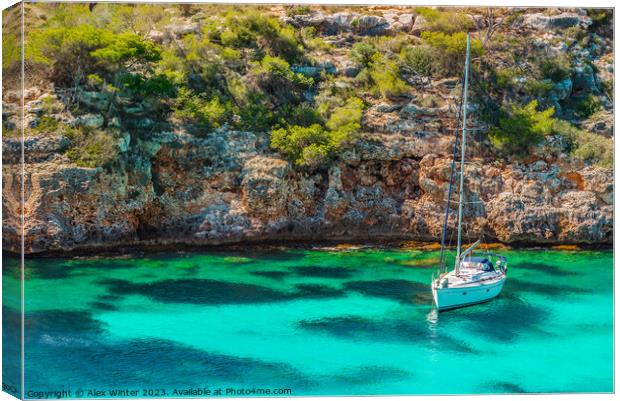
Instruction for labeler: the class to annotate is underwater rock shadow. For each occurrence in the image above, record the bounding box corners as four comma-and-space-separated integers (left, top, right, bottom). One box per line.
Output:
2, 306, 22, 392
24, 310, 106, 340
298, 315, 476, 354
483, 381, 527, 393
89, 302, 118, 311
25, 261, 78, 280
97, 294, 124, 302
344, 279, 429, 304
25, 336, 312, 391
506, 277, 588, 296
21, 309, 314, 391
25, 258, 143, 280
439, 293, 549, 342
98, 278, 345, 305
325, 365, 411, 388
250, 270, 291, 280
516, 262, 578, 277
295, 265, 356, 279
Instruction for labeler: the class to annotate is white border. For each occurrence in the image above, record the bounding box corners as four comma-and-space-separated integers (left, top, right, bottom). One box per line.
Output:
0, 1, 616, 401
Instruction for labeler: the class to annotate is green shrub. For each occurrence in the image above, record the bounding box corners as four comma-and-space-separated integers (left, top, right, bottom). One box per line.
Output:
421, 31, 484, 77
286, 5, 312, 17
489, 100, 555, 154
27, 25, 161, 86
553, 120, 612, 167
65, 130, 118, 168
494, 67, 519, 89
300, 27, 333, 52
315, 78, 358, 120
573, 95, 602, 118
173, 88, 230, 131
367, 54, 408, 98
251, 55, 313, 88
399, 45, 436, 80
218, 9, 304, 63
600, 79, 613, 101
33, 116, 60, 134
41, 96, 64, 114
2, 33, 20, 71
108, 4, 171, 36
413, 7, 441, 21
538, 56, 571, 82
271, 124, 332, 167
419, 95, 438, 108
587, 9, 613, 34
235, 92, 274, 131
277, 103, 321, 127
326, 97, 364, 131
248, 55, 314, 110
422, 31, 484, 57
299, 143, 332, 169
523, 79, 554, 98
370, 34, 411, 55
562, 26, 586, 43
271, 96, 364, 168
571, 131, 613, 167
414, 7, 473, 34
349, 42, 378, 67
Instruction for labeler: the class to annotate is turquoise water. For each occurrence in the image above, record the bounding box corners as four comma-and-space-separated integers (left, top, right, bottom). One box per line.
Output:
2, 247, 614, 396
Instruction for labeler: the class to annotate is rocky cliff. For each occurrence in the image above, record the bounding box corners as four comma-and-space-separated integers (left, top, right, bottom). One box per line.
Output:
3, 125, 613, 254
2, 5, 614, 254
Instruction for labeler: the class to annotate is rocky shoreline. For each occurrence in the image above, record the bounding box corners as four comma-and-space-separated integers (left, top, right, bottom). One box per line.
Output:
6, 238, 613, 259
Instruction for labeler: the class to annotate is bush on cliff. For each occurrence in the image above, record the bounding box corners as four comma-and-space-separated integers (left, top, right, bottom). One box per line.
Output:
286, 5, 313, 18
27, 25, 162, 87
326, 97, 364, 134
573, 94, 603, 118
216, 8, 305, 64
172, 88, 230, 131
2, 33, 20, 71
354, 53, 408, 98
489, 100, 555, 154
350, 42, 379, 67
399, 45, 437, 81
271, 124, 332, 168
421, 31, 484, 77
271, 97, 364, 168
368, 55, 408, 98
247, 55, 314, 113
33, 116, 60, 135
64, 128, 118, 168
414, 7, 474, 34
552, 120, 613, 167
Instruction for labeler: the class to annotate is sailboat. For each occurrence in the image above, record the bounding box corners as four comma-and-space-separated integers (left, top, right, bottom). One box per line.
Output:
431, 34, 508, 311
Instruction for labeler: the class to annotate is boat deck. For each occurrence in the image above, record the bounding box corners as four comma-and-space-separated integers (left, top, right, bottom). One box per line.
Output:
441, 269, 505, 288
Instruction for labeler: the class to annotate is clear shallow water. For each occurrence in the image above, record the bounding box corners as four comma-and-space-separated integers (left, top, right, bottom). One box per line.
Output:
2, 247, 613, 396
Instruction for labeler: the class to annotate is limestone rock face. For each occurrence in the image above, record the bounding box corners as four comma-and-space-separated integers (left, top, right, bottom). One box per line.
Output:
352, 15, 390, 36
383, 12, 415, 33
2, 127, 613, 254
410, 15, 428, 36
242, 156, 291, 218
286, 12, 392, 36
522, 12, 591, 30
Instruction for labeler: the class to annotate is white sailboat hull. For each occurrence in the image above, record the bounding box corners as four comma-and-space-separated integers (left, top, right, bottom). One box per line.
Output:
432, 274, 506, 311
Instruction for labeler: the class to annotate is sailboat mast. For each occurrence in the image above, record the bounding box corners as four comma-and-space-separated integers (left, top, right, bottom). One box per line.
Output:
454, 34, 471, 275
